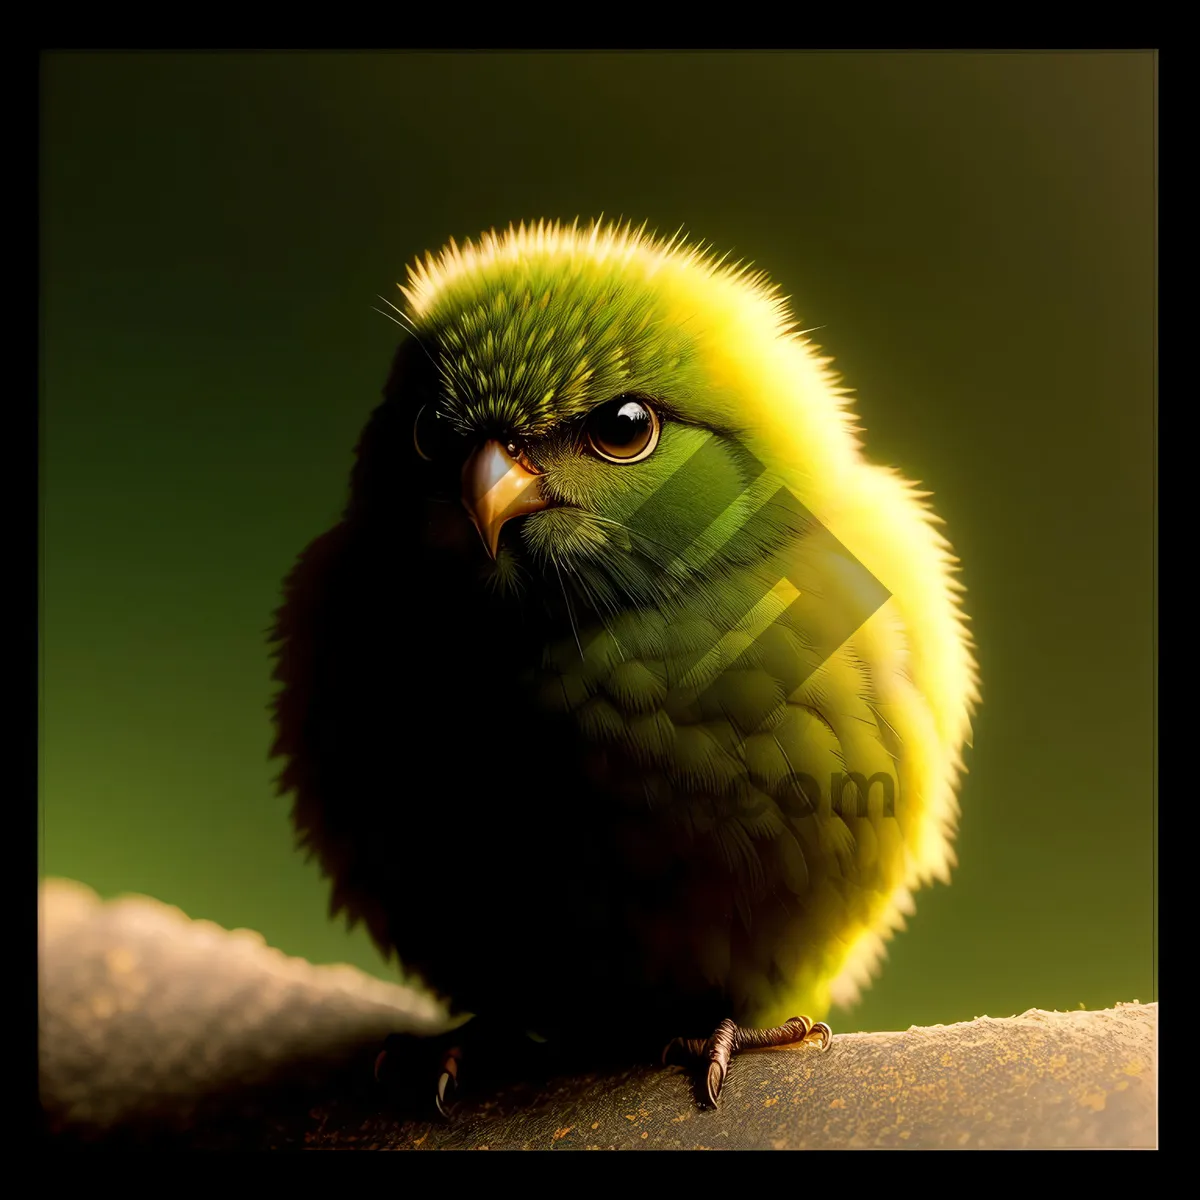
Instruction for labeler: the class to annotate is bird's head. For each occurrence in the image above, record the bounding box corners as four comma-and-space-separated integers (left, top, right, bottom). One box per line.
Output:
349, 220, 863, 643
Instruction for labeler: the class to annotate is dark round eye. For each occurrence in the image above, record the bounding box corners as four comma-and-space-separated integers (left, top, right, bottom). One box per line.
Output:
585, 396, 661, 464
413, 404, 464, 462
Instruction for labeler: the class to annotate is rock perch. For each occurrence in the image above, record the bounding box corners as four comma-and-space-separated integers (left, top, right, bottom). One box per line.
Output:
38, 878, 1157, 1150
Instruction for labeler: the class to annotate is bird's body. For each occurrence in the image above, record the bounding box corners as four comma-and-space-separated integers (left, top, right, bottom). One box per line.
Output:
270, 220, 978, 1078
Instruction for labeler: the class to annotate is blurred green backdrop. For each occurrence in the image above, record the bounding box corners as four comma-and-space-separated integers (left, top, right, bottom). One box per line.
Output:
39, 51, 1156, 1033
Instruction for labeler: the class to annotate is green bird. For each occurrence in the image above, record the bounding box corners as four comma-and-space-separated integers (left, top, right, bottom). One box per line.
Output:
269, 219, 979, 1112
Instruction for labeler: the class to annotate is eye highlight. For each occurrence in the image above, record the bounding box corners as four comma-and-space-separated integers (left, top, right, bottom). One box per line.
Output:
585, 396, 661, 464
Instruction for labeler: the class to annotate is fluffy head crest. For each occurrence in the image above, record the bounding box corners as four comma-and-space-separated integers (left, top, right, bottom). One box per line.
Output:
398, 217, 795, 338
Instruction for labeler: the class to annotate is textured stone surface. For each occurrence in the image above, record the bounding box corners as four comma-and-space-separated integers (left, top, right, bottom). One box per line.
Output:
38, 877, 449, 1146
304, 1005, 1156, 1151
38, 878, 1157, 1150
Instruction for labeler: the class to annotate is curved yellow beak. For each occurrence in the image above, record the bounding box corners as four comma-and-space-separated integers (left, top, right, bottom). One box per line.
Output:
461, 440, 548, 559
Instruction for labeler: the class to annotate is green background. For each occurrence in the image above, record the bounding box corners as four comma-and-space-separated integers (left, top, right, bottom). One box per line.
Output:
39, 51, 1156, 1032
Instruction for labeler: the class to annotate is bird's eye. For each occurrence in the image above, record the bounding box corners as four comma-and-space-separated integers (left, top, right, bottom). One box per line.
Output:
585, 396, 661, 464
413, 405, 464, 462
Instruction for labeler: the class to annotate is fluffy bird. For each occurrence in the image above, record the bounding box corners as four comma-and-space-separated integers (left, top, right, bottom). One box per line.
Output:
269, 219, 979, 1112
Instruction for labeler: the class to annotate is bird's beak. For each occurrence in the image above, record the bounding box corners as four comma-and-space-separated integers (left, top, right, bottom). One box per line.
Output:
461, 439, 549, 560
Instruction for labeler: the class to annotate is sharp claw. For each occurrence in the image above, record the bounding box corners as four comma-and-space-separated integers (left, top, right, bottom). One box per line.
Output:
373, 1050, 389, 1084
705, 1060, 725, 1107
664, 1016, 832, 1111
435, 1069, 457, 1119
786, 1015, 812, 1041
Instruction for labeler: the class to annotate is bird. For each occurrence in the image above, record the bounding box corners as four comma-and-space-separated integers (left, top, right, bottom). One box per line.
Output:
268, 218, 979, 1115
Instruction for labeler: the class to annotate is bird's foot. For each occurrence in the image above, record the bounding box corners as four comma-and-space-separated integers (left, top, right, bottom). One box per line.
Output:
373, 1017, 553, 1121
662, 1015, 832, 1107
373, 1033, 464, 1120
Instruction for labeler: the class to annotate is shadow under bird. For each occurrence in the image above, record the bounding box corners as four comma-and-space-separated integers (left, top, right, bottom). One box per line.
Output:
269, 219, 980, 1115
